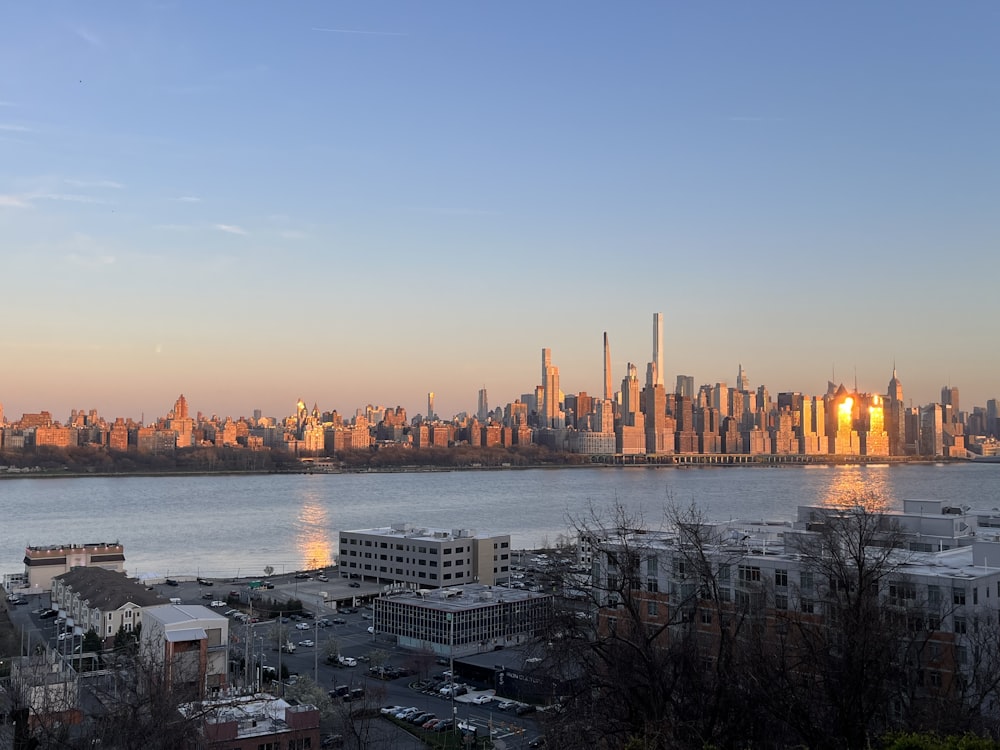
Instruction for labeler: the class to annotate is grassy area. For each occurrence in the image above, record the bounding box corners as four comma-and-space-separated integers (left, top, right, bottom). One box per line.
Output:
383, 715, 492, 749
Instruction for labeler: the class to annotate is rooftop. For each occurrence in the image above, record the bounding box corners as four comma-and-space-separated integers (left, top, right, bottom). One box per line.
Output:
53, 567, 164, 610
344, 522, 505, 541
378, 583, 551, 613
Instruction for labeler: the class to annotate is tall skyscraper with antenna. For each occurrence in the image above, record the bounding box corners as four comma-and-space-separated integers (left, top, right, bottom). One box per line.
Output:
652, 312, 664, 387
603, 332, 613, 401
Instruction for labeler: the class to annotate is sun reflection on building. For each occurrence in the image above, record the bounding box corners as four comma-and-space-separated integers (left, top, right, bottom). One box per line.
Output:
294, 492, 333, 570
820, 465, 894, 512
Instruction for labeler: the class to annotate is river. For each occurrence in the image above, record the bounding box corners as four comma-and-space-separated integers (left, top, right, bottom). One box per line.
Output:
2, 463, 998, 579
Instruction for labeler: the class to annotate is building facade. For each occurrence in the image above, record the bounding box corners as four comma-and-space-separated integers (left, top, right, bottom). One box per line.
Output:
50, 567, 165, 644
372, 583, 553, 657
338, 523, 512, 588
141, 604, 230, 698
26, 542, 126, 593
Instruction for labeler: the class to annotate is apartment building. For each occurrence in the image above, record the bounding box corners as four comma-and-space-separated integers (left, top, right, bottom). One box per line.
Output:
50, 567, 165, 644
338, 523, 512, 588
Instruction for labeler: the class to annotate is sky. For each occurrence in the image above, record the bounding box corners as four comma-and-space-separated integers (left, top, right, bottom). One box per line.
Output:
2, 2, 998, 423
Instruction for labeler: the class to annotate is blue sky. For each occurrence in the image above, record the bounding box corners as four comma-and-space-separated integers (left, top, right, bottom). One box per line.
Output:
2, 2, 998, 421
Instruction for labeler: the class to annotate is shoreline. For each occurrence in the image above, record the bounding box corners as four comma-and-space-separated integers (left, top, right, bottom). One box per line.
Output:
0, 455, 980, 481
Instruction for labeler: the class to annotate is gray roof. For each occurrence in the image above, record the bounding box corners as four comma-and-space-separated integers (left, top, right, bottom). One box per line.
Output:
54, 567, 166, 611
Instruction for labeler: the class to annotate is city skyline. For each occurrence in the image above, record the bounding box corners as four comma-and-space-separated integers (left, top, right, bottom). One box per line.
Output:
2, 3, 998, 419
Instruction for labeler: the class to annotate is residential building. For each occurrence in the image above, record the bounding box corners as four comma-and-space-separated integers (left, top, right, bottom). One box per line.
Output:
23, 542, 126, 593
372, 583, 553, 657
338, 523, 512, 588
50, 567, 165, 644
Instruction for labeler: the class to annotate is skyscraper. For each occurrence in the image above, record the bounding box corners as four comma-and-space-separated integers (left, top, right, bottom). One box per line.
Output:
541, 348, 560, 428
603, 332, 613, 402
427, 392, 435, 421
652, 313, 664, 388
737, 364, 749, 393
477, 388, 489, 422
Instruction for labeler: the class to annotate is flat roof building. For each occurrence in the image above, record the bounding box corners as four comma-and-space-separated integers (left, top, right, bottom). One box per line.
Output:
141, 604, 230, 698
339, 523, 512, 588
373, 583, 553, 658
23, 542, 125, 593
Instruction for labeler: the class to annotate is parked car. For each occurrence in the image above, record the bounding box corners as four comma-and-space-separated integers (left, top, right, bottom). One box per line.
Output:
331, 617, 346, 625
197, 578, 213, 586
294, 573, 311, 580
295, 622, 311, 630
39, 609, 58, 619
210, 600, 226, 607
515, 703, 536, 715
380, 705, 404, 715
471, 694, 493, 705
337, 656, 357, 667
201, 593, 214, 600
298, 639, 315, 647
496, 700, 518, 711
361, 612, 372, 620
165, 579, 178, 586
316, 618, 331, 627
348, 582, 361, 588
529, 738, 547, 748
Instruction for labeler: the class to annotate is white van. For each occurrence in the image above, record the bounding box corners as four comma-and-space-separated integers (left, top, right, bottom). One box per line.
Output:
169, 597, 182, 605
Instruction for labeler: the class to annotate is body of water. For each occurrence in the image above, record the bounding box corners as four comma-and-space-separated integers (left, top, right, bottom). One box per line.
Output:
2, 463, 998, 580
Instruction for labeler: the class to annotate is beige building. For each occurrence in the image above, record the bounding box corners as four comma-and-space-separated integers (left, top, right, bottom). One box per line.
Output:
339, 523, 512, 588
24, 542, 126, 593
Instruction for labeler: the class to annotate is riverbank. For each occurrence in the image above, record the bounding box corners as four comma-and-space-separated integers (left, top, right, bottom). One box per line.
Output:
0, 454, 974, 481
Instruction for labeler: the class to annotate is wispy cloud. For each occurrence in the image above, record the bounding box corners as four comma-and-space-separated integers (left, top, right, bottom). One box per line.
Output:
32, 192, 108, 205
173, 195, 201, 203
65, 179, 124, 189
75, 26, 103, 48
0, 194, 31, 208
0, 123, 32, 132
214, 223, 248, 236
311, 27, 406, 37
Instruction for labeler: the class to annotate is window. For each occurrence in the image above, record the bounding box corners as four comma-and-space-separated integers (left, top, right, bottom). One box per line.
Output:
444, 561, 452, 567
738, 565, 761, 583
800, 571, 814, 591
954, 588, 967, 606
646, 577, 658, 593
443, 548, 452, 554
701, 609, 712, 625
775, 569, 788, 588
928, 585, 941, 607
889, 582, 916, 605
444, 573, 452, 580
954, 617, 967, 634
774, 593, 788, 610
380, 542, 387, 548
501, 542, 509, 548
647, 600, 658, 617
418, 572, 426, 579
718, 564, 730, 583
364, 540, 372, 547
800, 597, 814, 614
455, 546, 464, 553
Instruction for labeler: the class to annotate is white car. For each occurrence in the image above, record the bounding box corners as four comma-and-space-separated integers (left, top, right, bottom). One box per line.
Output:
471, 694, 493, 705
298, 639, 314, 647
210, 600, 226, 607
497, 700, 518, 711
338, 656, 357, 667
295, 622, 311, 630
57, 632, 75, 641
380, 705, 404, 715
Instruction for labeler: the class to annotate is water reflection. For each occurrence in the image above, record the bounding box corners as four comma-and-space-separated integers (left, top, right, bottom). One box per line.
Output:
294, 489, 333, 570
820, 465, 895, 512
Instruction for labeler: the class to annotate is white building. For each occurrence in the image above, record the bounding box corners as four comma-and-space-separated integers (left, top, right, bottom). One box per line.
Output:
338, 523, 512, 588
23, 542, 126, 593
141, 604, 230, 698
